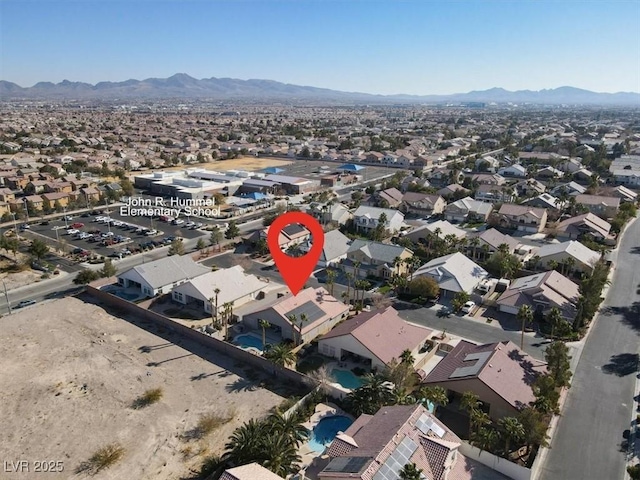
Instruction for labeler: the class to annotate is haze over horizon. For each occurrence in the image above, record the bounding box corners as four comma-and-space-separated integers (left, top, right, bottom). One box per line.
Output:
1, 0, 639, 95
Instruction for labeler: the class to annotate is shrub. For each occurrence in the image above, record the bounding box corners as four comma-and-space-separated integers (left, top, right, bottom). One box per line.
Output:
131, 387, 163, 409
76, 443, 125, 474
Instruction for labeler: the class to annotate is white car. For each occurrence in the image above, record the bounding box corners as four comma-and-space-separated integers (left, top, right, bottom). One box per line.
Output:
172, 219, 184, 225
66, 229, 79, 235
461, 301, 476, 314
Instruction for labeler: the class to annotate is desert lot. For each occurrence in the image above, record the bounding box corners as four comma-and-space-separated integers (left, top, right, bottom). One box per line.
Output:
166, 156, 292, 172
0, 297, 287, 480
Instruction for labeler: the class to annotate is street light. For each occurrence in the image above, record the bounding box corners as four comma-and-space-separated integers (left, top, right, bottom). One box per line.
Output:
23, 197, 30, 223
9, 212, 18, 240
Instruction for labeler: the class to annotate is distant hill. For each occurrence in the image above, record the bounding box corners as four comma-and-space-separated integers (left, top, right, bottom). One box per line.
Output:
1, 74, 639, 105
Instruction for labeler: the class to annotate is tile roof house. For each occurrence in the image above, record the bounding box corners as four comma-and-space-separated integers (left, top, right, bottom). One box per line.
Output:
444, 197, 493, 223
321, 405, 507, 480
413, 252, 488, 296
308, 202, 353, 226
352, 206, 404, 234
551, 181, 587, 197
171, 266, 269, 315
436, 183, 470, 199
300, 229, 351, 267
474, 184, 517, 204
498, 164, 527, 177
535, 240, 601, 273
116, 255, 210, 298
318, 307, 432, 370
496, 270, 580, 320
471, 228, 520, 257
220, 463, 284, 480
515, 178, 546, 197
369, 187, 404, 208
243, 287, 349, 345
610, 185, 638, 203
575, 194, 621, 219
343, 239, 413, 279
523, 193, 562, 211
260, 223, 312, 250
555, 213, 613, 241
423, 341, 546, 420
405, 220, 468, 244
496, 204, 548, 233
400, 192, 446, 216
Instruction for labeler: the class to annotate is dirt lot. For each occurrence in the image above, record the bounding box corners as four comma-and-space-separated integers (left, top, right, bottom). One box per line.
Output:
166, 156, 292, 172
0, 297, 289, 480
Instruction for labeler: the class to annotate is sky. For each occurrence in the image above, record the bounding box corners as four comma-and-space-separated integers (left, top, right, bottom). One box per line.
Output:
1, 0, 639, 95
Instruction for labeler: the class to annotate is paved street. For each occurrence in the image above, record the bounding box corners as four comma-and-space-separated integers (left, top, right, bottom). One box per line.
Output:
539, 217, 640, 480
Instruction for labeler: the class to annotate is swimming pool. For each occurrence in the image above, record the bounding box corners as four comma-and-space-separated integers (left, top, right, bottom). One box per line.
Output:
308, 415, 354, 453
114, 290, 139, 301
330, 368, 365, 390
233, 334, 264, 351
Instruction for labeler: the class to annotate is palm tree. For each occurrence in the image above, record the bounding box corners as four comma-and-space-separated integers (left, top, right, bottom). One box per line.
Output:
399, 463, 423, 480
497, 417, 525, 458
326, 268, 337, 296
472, 426, 499, 452
416, 386, 449, 413
265, 343, 296, 367
345, 272, 354, 305
461, 391, 482, 438
469, 237, 480, 260
296, 313, 307, 346
213, 287, 220, 324
222, 301, 233, 341
517, 304, 534, 350
470, 409, 491, 438
306, 366, 335, 395
400, 349, 414, 365
224, 418, 265, 466
267, 411, 309, 446
548, 259, 559, 272
259, 319, 271, 349
546, 306, 564, 339
261, 434, 302, 477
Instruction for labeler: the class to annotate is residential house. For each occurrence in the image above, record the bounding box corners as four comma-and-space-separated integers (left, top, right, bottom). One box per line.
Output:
610, 185, 638, 203
536, 166, 564, 179
41, 192, 70, 208
498, 164, 527, 177
436, 183, 470, 199
352, 205, 404, 234
475, 155, 500, 172
116, 255, 210, 298
413, 252, 488, 297
364, 152, 384, 164
321, 404, 504, 480
550, 181, 586, 197
496, 270, 580, 320
300, 229, 351, 267
80, 187, 101, 204
470, 173, 506, 185
496, 204, 548, 233
558, 158, 583, 173
536, 240, 601, 273
515, 178, 546, 197
308, 202, 353, 226
343, 239, 413, 279
474, 184, 517, 204
318, 307, 432, 370
171, 266, 269, 315
573, 168, 594, 184
400, 192, 446, 216
555, 213, 613, 242
0, 188, 15, 202
220, 463, 284, 480
523, 193, 562, 211
575, 194, 620, 219
368, 187, 404, 208
423, 341, 546, 420
243, 287, 349, 345
470, 228, 520, 258
405, 220, 468, 245
444, 197, 493, 223
22, 194, 45, 211
260, 223, 311, 250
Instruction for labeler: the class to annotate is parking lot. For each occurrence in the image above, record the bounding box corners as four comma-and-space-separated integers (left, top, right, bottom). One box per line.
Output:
271, 159, 404, 184
25, 209, 207, 259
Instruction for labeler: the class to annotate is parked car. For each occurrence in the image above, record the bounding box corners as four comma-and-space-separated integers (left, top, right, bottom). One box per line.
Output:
461, 301, 476, 314
15, 299, 37, 309
70, 222, 84, 229
66, 229, 79, 235
437, 306, 452, 317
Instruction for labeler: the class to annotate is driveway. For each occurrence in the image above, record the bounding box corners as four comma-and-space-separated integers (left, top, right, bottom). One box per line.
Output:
538, 217, 640, 480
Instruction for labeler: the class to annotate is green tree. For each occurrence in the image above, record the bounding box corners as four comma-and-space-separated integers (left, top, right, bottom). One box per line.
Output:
461, 391, 482, 438
326, 268, 337, 296
532, 373, 560, 414
73, 268, 100, 285
497, 417, 524, 458
168, 238, 185, 256
408, 276, 440, 300
264, 343, 296, 367
518, 407, 550, 455
259, 319, 271, 349
517, 304, 534, 350
225, 220, 240, 239
196, 238, 206, 251
473, 426, 499, 452
451, 291, 470, 312
544, 341, 572, 388
415, 386, 449, 413
28, 239, 49, 262
209, 226, 223, 249
99, 258, 117, 277
346, 373, 395, 416
399, 463, 423, 480
545, 307, 571, 339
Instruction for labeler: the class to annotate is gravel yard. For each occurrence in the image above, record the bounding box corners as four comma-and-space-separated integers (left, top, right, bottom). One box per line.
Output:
0, 297, 286, 479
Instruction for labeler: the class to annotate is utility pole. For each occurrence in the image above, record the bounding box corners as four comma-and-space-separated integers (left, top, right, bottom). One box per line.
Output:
2, 278, 11, 315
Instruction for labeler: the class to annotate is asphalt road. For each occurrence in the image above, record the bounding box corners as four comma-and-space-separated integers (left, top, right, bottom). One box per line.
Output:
538, 217, 640, 480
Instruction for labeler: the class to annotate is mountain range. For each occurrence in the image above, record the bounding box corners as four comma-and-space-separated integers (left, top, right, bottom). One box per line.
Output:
1, 73, 639, 105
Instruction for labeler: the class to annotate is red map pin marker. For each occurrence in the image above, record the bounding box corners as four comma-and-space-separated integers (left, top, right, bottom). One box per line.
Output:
267, 211, 324, 296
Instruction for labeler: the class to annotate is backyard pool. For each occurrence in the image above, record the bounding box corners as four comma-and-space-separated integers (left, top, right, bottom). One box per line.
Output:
114, 291, 140, 301
330, 368, 365, 390
308, 415, 353, 453
233, 334, 264, 351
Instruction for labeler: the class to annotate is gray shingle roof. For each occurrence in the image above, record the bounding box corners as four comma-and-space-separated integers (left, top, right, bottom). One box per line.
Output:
347, 239, 410, 264
125, 255, 209, 289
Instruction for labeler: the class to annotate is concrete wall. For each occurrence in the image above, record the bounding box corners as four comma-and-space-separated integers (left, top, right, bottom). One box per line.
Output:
459, 442, 532, 480
86, 285, 313, 386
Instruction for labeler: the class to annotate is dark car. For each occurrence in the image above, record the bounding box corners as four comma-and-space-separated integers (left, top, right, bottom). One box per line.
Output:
437, 306, 452, 317
40, 220, 50, 225
15, 299, 37, 309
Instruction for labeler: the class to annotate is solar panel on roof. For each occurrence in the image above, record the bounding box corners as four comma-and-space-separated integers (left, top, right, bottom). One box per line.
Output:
372, 436, 418, 480
417, 413, 446, 438
324, 456, 370, 473
285, 300, 326, 324
449, 351, 492, 378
